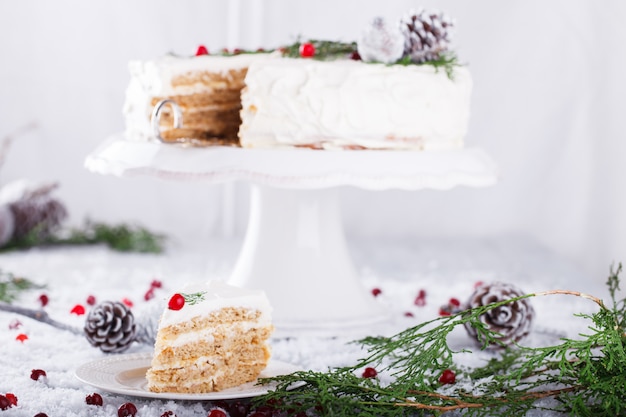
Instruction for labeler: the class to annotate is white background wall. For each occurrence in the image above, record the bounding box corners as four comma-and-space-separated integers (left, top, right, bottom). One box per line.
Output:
0, 0, 625, 283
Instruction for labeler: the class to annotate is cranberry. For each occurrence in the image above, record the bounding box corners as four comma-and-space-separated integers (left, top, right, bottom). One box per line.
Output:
439, 369, 456, 385
250, 405, 275, 416
70, 304, 85, 315
362, 367, 378, 378
449, 298, 461, 307
371, 288, 382, 297
227, 401, 250, 417
9, 319, 22, 330
31, 369, 47, 381
15, 333, 28, 342
39, 294, 49, 307
86, 392, 103, 406
150, 280, 162, 289
404, 311, 414, 317
118, 402, 138, 417
168, 293, 185, 311
207, 408, 227, 417
196, 45, 209, 56
4, 393, 17, 406
0, 394, 11, 410
144, 288, 155, 301
122, 298, 134, 308
414, 289, 427, 307
160, 411, 175, 417
34, 414, 49, 417
86, 295, 96, 306
299, 42, 315, 58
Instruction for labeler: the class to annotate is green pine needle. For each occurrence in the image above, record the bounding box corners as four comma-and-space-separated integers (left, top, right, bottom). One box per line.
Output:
257, 264, 626, 417
0, 271, 43, 303
1, 221, 166, 253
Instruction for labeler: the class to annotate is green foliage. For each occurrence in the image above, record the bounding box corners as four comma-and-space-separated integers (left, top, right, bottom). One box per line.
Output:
257, 265, 626, 416
0, 270, 42, 303
2, 221, 166, 253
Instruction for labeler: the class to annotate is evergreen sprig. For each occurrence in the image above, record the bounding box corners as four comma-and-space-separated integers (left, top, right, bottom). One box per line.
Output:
0, 270, 42, 303
1, 221, 165, 253
257, 265, 626, 416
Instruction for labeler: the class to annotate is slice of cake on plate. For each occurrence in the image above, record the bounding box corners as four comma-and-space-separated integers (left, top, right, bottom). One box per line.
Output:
146, 280, 273, 393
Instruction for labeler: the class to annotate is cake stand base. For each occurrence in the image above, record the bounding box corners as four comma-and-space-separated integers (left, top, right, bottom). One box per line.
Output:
229, 184, 388, 333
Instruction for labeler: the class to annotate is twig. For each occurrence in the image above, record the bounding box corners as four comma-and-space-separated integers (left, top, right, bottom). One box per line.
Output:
0, 301, 82, 335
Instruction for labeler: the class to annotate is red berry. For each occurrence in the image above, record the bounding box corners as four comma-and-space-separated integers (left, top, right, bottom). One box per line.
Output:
34, 414, 49, 417
168, 293, 185, 310
449, 298, 461, 307
196, 45, 209, 56
350, 51, 361, 60
0, 395, 11, 410
144, 288, 155, 301
227, 400, 250, 417
161, 412, 175, 417
9, 319, 22, 330
438, 369, 456, 385
150, 279, 162, 289
86, 295, 96, 306
15, 333, 28, 342
31, 369, 47, 381
122, 297, 134, 308
362, 367, 378, 378
414, 289, 427, 307
232, 48, 243, 55
39, 294, 49, 307
439, 308, 451, 317
299, 42, 315, 58
474, 281, 484, 289
86, 392, 103, 406
118, 402, 138, 417
207, 408, 228, 417
70, 304, 85, 315
404, 311, 414, 317
4, 393, 17, 406
371, 288, 382, 297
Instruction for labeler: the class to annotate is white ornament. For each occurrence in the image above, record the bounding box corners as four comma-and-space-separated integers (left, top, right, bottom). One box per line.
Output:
357, 17, 405, 64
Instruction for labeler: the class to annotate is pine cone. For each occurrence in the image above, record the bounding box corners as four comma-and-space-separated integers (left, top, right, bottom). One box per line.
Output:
399, 9, 454, 63
357, 17, 405, 64
84, 301, 137, 353
464, 282, 535, 349
5, 182, 67, 241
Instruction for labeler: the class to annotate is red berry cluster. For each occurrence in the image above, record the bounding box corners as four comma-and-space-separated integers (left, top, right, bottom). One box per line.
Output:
439, 297, 462, 316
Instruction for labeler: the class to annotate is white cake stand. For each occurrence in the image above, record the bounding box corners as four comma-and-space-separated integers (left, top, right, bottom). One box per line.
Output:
85, 135, 497, 333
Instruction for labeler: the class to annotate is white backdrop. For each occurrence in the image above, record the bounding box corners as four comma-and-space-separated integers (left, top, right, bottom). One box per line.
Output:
0, 0, 625, 283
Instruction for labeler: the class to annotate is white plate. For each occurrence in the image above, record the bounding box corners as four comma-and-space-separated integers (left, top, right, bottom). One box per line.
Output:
75, 352, 303, 400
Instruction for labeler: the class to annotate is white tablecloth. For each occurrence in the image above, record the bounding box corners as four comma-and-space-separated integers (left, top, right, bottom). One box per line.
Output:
0, 235, 605, 416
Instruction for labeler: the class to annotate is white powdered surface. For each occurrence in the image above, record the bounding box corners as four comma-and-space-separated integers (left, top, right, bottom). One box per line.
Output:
0, 236, 606, 416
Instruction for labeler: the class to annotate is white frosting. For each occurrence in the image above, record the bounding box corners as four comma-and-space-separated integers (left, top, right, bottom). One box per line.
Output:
157, 280, 272, 329
239, 57, 472, 150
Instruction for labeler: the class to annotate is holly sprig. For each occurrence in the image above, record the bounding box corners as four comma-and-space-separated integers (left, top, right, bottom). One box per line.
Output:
257, 264, 626, 417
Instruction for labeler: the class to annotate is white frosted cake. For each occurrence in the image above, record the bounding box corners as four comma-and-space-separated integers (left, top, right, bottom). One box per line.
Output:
146, 280, 274, 393
238, 57, 471, 150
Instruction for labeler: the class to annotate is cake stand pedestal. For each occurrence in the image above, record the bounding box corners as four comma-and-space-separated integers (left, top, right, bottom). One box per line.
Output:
85, 135, 498, 333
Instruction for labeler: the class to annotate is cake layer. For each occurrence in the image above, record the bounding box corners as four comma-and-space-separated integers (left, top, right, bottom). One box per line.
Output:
239, 58, 472, 150
123, 54, 265, 143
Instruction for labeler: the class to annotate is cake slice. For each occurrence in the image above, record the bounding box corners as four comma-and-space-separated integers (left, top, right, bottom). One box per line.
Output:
146, 281, 273, 393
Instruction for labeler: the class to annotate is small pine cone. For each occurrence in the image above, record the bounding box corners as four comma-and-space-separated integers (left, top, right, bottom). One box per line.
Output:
399, 9, 454, 63
464, 282, 535, 349
6, 183, 67, 241
84, 301, 137, 353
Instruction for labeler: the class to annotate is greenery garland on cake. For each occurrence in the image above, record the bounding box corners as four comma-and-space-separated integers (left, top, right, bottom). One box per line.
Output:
256, 265, 626, 417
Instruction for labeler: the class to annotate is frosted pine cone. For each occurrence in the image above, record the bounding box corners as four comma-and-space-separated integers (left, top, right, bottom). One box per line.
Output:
0, 180, 67, 242
357, 17, 405, 64
464, 282, 535, 349
399, 9, 454, 63
84, 301, 137, 353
